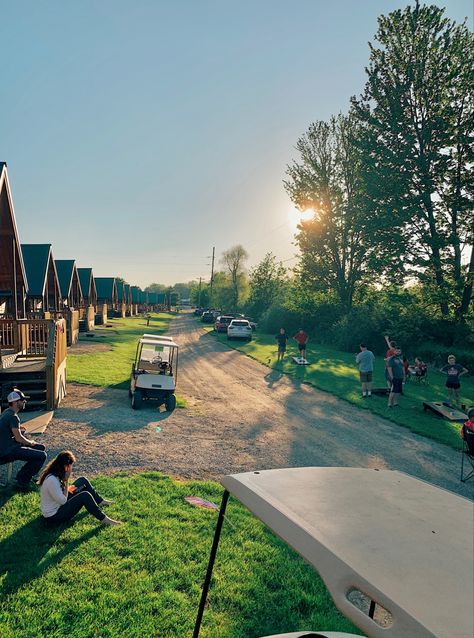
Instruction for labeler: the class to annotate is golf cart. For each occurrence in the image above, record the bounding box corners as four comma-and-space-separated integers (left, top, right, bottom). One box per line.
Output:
194, 468, 473, 638
130, 337, 178, 411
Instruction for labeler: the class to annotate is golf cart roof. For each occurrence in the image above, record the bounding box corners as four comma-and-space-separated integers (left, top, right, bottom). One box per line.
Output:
221, 467, 473, 638
142, 334, 174, 342
139, 338, 178, 348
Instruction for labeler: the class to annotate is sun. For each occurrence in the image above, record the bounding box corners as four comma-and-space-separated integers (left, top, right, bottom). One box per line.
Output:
287, 206, 314, 233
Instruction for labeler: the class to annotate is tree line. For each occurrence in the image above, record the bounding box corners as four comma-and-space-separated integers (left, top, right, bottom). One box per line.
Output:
162, 4, 474, 365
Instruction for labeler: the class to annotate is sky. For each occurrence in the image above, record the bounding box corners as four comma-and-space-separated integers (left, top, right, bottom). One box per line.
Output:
1, 0, 472, 288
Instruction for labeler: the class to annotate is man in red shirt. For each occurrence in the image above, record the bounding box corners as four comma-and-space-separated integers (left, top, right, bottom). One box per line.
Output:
384, 335, 397, 389
293, 329, 309, 360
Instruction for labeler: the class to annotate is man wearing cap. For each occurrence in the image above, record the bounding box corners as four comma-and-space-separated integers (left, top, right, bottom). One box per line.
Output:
0, 389, 47, 490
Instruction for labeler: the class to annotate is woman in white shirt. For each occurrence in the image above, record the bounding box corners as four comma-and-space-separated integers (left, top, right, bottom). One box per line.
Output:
39, 450, 121, 527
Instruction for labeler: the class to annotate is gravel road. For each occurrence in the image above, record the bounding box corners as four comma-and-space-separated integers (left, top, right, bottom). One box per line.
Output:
42, 313, 473, 499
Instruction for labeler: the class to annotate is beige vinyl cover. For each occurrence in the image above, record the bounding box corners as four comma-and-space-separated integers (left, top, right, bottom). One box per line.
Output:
221, 468, 474, 638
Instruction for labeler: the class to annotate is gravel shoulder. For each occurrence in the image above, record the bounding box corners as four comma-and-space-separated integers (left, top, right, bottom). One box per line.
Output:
42, 314, 473, 499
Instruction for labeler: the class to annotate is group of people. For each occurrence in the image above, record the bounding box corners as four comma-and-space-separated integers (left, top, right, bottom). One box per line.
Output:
275, 328, 308, 362
355, 336, 469, 409
0, 389, 121, 527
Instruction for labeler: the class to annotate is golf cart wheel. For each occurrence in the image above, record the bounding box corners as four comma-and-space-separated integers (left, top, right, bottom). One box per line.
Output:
131, 391, 143, 410
165, 394, 177, 412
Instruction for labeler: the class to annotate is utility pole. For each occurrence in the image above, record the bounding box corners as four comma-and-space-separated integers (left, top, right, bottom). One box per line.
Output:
209, 247, 215, 305
197, 277, 202, 307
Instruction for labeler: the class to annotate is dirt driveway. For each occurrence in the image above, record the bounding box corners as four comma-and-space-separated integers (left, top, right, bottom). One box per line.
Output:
42, 314, 473, 498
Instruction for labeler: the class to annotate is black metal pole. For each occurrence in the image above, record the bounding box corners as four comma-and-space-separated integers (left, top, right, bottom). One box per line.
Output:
369, 599, 376, 619
193, 489, 230, 638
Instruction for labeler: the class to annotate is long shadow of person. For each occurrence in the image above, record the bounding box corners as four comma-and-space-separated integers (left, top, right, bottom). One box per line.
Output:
264, 369, 283, 389
0, 515, 100, 597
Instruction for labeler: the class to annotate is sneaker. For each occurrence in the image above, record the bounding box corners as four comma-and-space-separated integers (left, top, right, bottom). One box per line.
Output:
101, 516, 122, 526
367, 393, 372, 397
100, 499, 114, 506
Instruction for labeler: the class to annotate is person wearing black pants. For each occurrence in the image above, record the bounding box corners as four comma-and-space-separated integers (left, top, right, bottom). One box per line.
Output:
39, 451, 121, 527
0, 389, 47, 490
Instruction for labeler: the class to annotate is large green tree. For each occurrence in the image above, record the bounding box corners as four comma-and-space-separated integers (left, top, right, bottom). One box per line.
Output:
285, 113, 374, 311
246, 253, 287, 318
352, 2, 474, 319
220, 245, 248, 310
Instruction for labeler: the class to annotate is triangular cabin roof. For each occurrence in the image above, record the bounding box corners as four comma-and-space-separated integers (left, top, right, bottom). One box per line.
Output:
131, 286, 141, 304
116, 280, 126, 303
77, 268, 97, 303
147, 291, 157, 305
156, 293, 166, 305
21, 244, 58, 297
124, 283, 131, 304
0, 162, 28, 298
95, 277, 117, 301
55, 260, 79, 299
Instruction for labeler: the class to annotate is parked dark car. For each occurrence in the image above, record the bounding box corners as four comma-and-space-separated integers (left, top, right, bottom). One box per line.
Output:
201, 311, 215, 323
194, 307, 204, 316
214, 315, 235, 333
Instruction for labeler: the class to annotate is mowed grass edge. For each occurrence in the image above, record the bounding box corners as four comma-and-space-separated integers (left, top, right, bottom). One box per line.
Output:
200, 321, 473, 450
0, 472, 361, 638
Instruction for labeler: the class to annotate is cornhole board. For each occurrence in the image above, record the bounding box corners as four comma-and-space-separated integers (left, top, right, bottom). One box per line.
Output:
371, 387, 389, 396
422, 401, 468, 422
292, 357, 309, 365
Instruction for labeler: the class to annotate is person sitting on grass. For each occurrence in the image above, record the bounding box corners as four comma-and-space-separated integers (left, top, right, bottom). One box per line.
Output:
414, 357, 427, 376
461, 408, 474, 438
440, 355, 468, 408
275, 328, 288, 363
0, 389, 47, 491
39, 451, 121, 527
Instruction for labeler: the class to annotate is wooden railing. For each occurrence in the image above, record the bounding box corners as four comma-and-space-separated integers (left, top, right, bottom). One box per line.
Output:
0, 319, 50, 358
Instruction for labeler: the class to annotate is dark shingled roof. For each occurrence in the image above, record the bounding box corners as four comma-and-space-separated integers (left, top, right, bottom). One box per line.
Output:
21, 244, 52, 297
77, 268, 93, 298
131, 286, 141, 303
55, 260, 76, 298
95, 277, 116, 300
116, 280, 126, 302
156, 293, 166, 304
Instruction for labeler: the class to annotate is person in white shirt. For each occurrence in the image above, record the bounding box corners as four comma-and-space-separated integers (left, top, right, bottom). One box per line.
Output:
39, 450, 121, 527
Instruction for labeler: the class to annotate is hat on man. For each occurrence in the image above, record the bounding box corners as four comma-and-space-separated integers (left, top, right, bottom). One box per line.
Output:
7, 389, 30, 402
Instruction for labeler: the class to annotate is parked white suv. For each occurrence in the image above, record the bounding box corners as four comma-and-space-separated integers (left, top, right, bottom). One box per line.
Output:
227, 319, 252, 341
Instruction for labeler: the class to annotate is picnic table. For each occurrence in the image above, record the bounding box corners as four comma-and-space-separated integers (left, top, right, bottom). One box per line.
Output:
194, 467, 474, 638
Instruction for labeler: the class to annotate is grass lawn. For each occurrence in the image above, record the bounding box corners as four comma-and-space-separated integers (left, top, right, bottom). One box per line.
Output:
67, 314, 185, 407
202, 323, 473, 450
0, 473, 360, 638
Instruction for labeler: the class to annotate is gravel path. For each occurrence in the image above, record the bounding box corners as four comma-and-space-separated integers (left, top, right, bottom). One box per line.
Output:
42, 314, 473, 499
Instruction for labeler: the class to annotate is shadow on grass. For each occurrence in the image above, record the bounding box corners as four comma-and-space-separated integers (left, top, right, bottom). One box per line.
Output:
0, 516, 100, 597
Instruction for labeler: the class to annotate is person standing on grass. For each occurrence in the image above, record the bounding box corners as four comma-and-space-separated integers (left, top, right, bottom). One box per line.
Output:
275, 328, 288, 363
440, 355, 468, 408
39, 450, 121, 527
293, 329, 309, 360
387, 346, 404, 408
356, 344, 375, 398
384, 335, 397, 389
0, 389, 47, 491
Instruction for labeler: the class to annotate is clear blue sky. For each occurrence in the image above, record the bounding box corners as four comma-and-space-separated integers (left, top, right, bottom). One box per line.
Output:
1, 0, 471, 287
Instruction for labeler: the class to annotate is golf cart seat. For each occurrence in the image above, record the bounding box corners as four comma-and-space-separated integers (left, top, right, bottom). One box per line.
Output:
460, 425, 474, 483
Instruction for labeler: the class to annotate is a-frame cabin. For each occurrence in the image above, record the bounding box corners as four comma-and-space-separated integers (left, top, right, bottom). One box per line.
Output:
124, 283, 132, 316
21, 244, 62, 316
116, 280, 127, 318
77, 267, 97, 332
0, 164, 67, 410
0, 163, 28, 319
95, 277, 118, 310
55, 259, 83, 345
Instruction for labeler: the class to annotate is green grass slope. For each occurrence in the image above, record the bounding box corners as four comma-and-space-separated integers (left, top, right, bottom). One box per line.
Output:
0, 473, 360, 638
